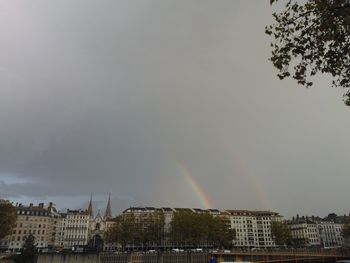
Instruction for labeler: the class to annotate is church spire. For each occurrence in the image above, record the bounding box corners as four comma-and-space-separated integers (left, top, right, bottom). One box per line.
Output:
87, 193, 93, 217
104, 193, 112, 220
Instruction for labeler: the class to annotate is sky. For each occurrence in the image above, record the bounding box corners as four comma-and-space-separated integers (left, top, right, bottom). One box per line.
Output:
0, 1, 350, 219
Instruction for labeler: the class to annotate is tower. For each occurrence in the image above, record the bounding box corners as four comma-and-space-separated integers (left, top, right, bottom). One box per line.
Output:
87, 193, 93, 217
104, 193, 112, 220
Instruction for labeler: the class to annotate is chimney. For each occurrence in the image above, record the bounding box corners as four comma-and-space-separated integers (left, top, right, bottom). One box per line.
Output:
29, 203, 33, 208
39, 203, 44, 208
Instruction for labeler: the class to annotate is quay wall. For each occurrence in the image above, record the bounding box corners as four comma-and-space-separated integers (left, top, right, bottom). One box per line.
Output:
36, 251, 348, 263
37, 252, 208, 263
37, 254, 100, 263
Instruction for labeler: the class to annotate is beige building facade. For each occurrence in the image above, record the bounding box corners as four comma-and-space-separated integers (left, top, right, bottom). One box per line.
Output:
1, 202, 59, 251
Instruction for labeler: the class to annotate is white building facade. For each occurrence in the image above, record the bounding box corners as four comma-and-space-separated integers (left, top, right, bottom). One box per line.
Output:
58, 194, 114, 250
288, 217, 344, 247
288, 218, 321, 246
59, 209, 92, 249
224, 210, 282, 248
317, 221, 344, 247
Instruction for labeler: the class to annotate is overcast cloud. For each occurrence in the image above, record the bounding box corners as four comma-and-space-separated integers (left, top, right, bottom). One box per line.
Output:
0, 1, 350, 218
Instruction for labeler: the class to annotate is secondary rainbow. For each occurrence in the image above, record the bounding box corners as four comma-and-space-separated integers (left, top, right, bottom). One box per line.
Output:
227, 148, 272, 210
175, 149, 271, 211
177, 162, 213, 209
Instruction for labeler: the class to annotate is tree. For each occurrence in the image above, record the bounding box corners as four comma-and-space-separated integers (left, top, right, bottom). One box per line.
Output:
266, 0, 350, 105
342, 223, 350, 245
142, 212, 165, 246
0, 200, 17, 239
13, 234, 37, 263
104, 212, 165, 250
104, 213, 138, 250
271, 221, 292, 246
290, 237, 309, 248
170, 211, 235, 248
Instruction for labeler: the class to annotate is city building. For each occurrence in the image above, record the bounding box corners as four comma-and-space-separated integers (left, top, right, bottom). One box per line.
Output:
0, 194, 116, 251
123, 207, 280, 249
1, 197, 347, 251
121, 207, 222, 249
223, 210, 282, 248
59, 209, 92, 249
1, 202, 60, 251
287, 216, 345, 248
90, 194, 115, 251
0, 200, 12, 251
317, 220, 344, 247
91, 193, 114, 234
58, 194, 115, 250
287, 217, 321, 246
123, 207, 221, 233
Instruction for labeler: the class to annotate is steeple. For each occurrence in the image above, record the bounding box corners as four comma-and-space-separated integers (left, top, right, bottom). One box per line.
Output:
104, 193, 112, 220
87, 193, 93, 217
96, 209, 102, 219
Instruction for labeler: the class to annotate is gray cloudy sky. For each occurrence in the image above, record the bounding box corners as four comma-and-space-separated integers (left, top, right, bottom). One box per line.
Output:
0, 1, 350, 218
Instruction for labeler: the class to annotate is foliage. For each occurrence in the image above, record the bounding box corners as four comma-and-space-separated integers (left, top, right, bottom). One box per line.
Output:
270, 221, 292, 246
88, 234, 104, 252
342, 223, 350, 244
0, 200, 17, 239
104, 212, 165, 249
13, 234, 37, 263
142, 212, 165, 245
266, 0, 350, 105
170, 211, 235, 248
290, 237, 309, 248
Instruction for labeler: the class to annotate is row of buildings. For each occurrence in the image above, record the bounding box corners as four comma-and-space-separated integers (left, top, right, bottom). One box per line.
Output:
0, 198, 348, 251
123, 207, 347, 249
0, 195, 114, 252
287, 216, 344, 248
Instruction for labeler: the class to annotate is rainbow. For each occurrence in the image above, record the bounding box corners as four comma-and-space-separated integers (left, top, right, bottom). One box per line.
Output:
227, 149, 272, 210
177, 162, 213, 209
175, 150, 271, 211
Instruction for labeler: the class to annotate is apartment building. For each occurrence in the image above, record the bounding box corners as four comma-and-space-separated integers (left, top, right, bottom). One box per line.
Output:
317, 221, 344, 247
287, 217, 321, 246
123, 207, 221, 233
224, 210, 282, 248
59, 209, 92, 249
1, 202, 59, 251
57, 194, 115, 250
